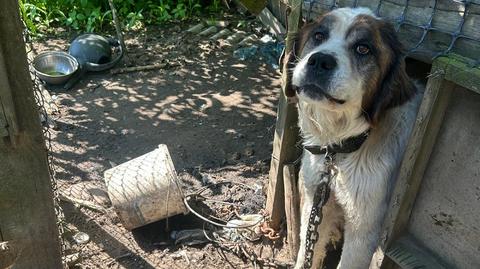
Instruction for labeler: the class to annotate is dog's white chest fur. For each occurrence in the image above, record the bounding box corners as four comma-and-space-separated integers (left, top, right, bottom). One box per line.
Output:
296, 93, 422, 269
291, 6, 423, 268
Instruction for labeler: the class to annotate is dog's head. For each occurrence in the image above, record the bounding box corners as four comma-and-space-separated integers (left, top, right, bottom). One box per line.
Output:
290, 7, 415, 124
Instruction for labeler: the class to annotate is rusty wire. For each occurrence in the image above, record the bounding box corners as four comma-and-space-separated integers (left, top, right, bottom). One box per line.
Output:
184, 181, 265, 229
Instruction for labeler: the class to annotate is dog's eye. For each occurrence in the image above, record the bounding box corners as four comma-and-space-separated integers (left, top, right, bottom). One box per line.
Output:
314, 32, 325, 42
356, 44, 370, 55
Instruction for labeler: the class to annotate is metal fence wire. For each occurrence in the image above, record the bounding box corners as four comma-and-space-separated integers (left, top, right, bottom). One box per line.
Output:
300, 0, 480, 66
22, 20, 67, 256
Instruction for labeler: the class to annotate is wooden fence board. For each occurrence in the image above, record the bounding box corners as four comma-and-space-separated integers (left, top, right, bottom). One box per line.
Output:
283, 164, 300, 258
407, 85, 480, 268
380, 59, 455, 268
0, 1, 62, 268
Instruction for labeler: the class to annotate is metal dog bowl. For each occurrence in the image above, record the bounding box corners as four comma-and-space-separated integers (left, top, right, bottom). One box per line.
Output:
33, 51, 79, 85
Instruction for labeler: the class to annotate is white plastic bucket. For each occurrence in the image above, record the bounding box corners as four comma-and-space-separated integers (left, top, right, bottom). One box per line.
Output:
104, 144, 187, 230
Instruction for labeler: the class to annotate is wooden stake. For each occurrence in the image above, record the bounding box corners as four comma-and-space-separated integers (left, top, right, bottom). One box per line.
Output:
266, 0, 303, 229
110, 62, 178, 75
59, 194, 107, 213
107, 0, 126, 55
283, 164, 300, 259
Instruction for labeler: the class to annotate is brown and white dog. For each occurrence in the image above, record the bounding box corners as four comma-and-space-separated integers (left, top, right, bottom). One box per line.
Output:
289, 7, 422, 269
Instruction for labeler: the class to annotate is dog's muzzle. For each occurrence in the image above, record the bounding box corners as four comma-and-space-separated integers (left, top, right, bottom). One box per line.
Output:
294, 52, 345, 104
307, 52, 337, 75
297, 84, 345, 104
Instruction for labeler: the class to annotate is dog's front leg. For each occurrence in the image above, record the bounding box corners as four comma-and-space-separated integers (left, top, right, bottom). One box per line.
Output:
295, 154, 344, 269
294, 172, 317, 269
336, 203, 386, 269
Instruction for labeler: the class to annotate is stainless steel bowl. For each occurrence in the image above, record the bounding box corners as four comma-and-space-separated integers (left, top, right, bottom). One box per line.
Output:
32, 51, 79, 85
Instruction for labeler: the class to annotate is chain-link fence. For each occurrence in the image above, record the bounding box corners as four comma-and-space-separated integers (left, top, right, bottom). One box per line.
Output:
270, 0, 480, 65
22, 20, 67, 257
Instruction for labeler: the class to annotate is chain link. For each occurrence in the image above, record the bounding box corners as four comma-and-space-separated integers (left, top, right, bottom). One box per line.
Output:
21, 21, 67, 255
304, 0, 480, 66
303, 154, 337, 269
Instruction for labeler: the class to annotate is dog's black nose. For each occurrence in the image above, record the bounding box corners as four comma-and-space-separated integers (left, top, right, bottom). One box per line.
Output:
307, 52, 337, 72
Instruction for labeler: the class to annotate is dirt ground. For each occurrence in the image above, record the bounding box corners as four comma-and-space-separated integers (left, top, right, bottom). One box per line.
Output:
33, 12, 293, 269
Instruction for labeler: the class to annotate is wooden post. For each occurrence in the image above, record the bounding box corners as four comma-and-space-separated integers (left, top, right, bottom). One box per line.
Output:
0, 1, 63, 268
107, 0, 126, 53
283, 164, 301, 258
266, 0, 303, 229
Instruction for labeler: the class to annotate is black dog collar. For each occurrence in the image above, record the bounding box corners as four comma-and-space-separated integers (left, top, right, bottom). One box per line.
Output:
304, 130, 370, 155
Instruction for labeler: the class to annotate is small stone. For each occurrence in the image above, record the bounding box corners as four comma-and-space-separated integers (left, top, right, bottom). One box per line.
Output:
72, 232, 90, 244
201, 174, 211, 185
120, 129, 134, 135
192, 166, 203, 180
196, 252, 206, 261
231, 152, 241, 160
234, 133, 245, 139
245, 148, 255, 157
171, 253, 183, 260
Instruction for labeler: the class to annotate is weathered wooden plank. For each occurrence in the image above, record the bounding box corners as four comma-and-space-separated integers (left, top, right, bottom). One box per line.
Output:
0, 97, 9, 137
0, 1, 63, 268
379, 59, 455, 269
0, 38, 19, 142
436, 54, 480, 94
283, 164, 300, 258
238, 0, 268, 15
258, 7, 287, 40
266, 0, 303, 229
386, 235, 449, 269
407, 85, 480, 268
267, 0, 288, 27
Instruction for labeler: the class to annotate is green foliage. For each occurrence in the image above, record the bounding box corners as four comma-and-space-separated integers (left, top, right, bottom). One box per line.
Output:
19, 0, 222, 35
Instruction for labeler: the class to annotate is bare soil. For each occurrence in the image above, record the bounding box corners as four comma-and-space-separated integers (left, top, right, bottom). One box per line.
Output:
34, 13, 292, 269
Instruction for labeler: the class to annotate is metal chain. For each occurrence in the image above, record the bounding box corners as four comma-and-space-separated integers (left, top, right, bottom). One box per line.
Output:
303, 154, 337, 269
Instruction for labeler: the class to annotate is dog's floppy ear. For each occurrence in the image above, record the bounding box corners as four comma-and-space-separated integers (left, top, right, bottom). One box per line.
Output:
365, 21, 416, 124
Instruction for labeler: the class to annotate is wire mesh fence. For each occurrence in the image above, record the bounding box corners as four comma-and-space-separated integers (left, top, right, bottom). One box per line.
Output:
270, 0, 480, 66
22, 19, 67, 257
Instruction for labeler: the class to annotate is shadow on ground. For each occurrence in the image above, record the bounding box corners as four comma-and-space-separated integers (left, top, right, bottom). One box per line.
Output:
38, 17, 288, 268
